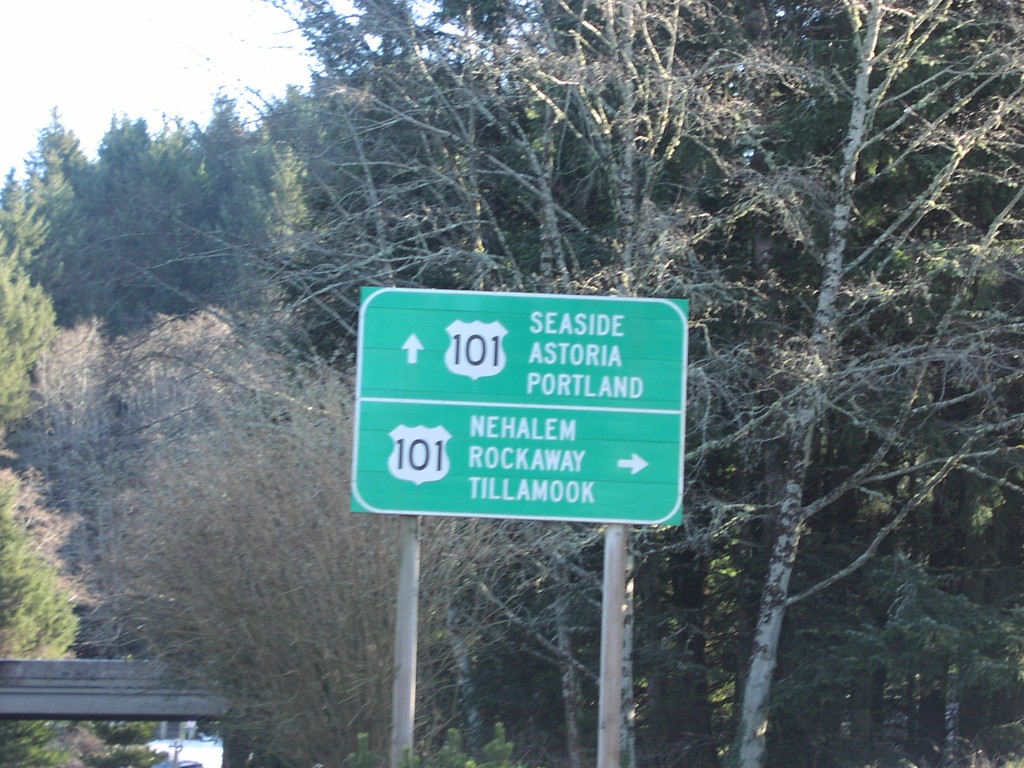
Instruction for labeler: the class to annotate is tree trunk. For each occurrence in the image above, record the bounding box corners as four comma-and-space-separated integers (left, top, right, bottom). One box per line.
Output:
916, 676, 948, 768
732, 4, 884, 766
554, 590, 584, 768
447, 605, 483, 750
733, 406, 815, 768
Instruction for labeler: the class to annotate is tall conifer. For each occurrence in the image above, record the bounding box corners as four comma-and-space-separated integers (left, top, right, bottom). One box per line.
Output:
0, 231, 56, 427
0, 478, 77, 768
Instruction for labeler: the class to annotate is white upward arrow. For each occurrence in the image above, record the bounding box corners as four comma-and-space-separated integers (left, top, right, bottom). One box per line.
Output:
617, 454, 649, 475
402, 334, 424, 364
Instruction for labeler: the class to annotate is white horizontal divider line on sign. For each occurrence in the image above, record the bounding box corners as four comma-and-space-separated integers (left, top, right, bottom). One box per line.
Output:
359, 396, 684, 417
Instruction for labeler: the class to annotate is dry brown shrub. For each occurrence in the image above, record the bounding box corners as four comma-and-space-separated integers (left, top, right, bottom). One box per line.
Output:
11, 312, 313, 653
103, 329, 407, 764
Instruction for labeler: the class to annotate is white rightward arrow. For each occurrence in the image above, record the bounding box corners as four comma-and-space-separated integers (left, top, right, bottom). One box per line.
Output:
617, 454, 649, 475
402, 334, 424, 364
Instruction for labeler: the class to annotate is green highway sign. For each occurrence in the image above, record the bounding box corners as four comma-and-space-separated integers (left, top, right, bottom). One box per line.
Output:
351, 288, 688, 525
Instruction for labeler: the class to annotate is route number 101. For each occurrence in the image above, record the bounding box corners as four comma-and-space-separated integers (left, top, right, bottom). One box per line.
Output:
387, 425, 451, 484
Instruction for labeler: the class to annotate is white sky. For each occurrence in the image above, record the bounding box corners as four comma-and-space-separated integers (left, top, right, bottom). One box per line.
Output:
1, 0, 318, 177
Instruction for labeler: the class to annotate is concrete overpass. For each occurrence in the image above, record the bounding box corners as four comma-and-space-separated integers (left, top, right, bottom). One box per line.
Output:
0, 659, 225, 721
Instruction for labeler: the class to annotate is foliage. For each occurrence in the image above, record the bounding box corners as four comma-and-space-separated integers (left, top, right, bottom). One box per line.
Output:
350, 724, 528, 768
0, 476, 77, 767
0, 721, 69, 768
349, 733, 383, 768
82, 721, 162, 768
0, 229, 56, 427
0, 477, 76, 656
0, 103, 300, 335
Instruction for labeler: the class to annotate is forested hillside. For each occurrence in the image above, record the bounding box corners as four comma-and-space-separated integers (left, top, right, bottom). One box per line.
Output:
2, 1, 1023, 767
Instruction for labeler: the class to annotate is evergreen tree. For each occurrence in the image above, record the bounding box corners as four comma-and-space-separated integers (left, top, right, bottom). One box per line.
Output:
0, 172, 49, 270
0, 477, 78, 768
0, 229, 56, 427
0, 478, 76, 657
18, 119, 91, 323
2, 108, 303, 335
82, 721, 162, 768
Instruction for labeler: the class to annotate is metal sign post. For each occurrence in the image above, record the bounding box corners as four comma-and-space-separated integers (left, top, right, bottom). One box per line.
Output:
597, 524, 627, 768
390, 516, 420, 768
